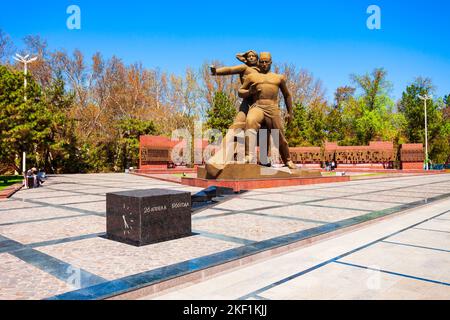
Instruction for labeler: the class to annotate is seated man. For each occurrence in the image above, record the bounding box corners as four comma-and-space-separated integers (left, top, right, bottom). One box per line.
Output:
32, 167, 40, 188
239, 52, 297, 170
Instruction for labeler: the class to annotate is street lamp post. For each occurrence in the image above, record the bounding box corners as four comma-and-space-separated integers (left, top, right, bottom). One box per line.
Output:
13, 53, 38, 101
418, 94, 433, 170
12, 54, 37, 182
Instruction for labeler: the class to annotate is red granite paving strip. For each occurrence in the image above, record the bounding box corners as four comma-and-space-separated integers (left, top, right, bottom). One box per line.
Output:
131, 172, 182, 183
0, 183, 23, 200
325, 168, 445, 174
180, 176, 350, 192
133, 168, 197, 174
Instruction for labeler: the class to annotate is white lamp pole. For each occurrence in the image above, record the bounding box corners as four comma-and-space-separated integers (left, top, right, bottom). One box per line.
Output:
418, 94, 433, 170
23, 151, 26, 174
13, 53, 38, 101
13, 54, 37, 180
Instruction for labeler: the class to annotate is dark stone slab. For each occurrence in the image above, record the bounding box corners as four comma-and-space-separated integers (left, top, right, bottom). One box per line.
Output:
106, 189, 191, 246
191, 186, 234, 203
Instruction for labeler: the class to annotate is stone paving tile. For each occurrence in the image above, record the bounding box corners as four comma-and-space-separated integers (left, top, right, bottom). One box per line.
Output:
311, 186, 375, 194
192, 208, 235, 219
0, 206, 85, 226
0, 215, 105, 245
386, 228, 450, 251
417, 219, 450, 233
0, 200, 39, 210
18, 190, 82, 200
212, 197, 286, 211
370, 190, 425, 199
395, 189, 444, 197
307, 198, 396, 211
39, 191, 105, 198
193, 202, 367, 225
440, 212, 450, 220
286, 189, 363, 198
340, 242, 450, 284
240, 193, 326, 204
65, 202, 106, 214
193, 213, 320, 242
253, 204, 368, 223
37, 236, 239, 281
45, 185, 109, 192
258, 262, 450, 300
346, 194, 422, 204
0, 253, 74, 300
37, 195, 107, 205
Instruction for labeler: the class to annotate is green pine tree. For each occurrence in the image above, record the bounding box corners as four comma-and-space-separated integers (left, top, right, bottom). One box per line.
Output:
205, 91, 237, 139
398, 79, 449, 163
0, 65, 52, 173
285, 103, 308, 147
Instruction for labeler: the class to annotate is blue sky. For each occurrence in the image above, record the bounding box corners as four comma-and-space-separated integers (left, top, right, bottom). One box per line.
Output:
1, 0, 449, 102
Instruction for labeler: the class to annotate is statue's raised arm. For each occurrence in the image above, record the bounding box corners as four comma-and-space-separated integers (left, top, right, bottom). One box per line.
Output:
210, 50, 260, 83
211, 64, 247, 76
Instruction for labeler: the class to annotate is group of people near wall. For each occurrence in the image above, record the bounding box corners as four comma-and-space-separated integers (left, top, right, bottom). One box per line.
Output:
324, 161, 337, 171
25, 167, 46, 188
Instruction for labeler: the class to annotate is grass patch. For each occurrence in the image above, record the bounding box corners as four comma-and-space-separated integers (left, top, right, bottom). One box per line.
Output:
350, 173, 388, 180
0, 176, 23, 191
172, 173, 190, 178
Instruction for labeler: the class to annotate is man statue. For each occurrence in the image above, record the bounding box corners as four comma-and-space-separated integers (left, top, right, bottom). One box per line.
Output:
239, 52, 297, 170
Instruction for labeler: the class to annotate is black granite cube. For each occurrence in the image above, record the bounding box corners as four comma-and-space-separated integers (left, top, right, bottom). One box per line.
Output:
106, 189, 192, 246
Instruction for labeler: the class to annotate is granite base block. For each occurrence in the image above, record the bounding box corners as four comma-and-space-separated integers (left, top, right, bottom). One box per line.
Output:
106, 189, 192, 246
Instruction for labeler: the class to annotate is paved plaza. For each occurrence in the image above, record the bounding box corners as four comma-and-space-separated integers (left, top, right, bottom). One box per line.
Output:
153, 192, 450, 300
0, 173, 449, 300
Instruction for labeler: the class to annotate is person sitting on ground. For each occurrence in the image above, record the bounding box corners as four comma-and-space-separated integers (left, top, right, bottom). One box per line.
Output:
31, 168, 42, 188
37, 168, 46, 185
25, 169, 33, 188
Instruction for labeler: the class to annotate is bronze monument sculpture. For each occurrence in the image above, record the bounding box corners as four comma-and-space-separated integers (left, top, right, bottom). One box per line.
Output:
205, 50, 261, 176
239, 52, 297, 170
202, 51, 316, 179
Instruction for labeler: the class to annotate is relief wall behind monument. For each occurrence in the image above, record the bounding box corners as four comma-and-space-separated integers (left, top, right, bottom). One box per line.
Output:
139, 135, 425, 170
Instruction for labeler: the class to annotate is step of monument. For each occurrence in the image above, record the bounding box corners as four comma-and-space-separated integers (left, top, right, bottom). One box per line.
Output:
199, 163, 321, 180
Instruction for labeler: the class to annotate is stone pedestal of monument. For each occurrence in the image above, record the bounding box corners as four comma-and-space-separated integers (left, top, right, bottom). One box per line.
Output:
181, 164, 347, 192
198, 163, 322, 180
106, 189, 191, 246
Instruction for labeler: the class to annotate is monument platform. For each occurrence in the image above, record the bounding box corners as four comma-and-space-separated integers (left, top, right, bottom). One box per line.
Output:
182, 164, 348, 192
181, 175, 351, 192
133, 166, 197, 175
198, 163, 321, 180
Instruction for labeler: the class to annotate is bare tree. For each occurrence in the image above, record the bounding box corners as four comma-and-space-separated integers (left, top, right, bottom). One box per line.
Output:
200, 61, 240, 116
0, 29, 14, 64
277, 63, 327, 111
350, 68, 392, 110
21, 35, 52, 87
334, 86, 356, 107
